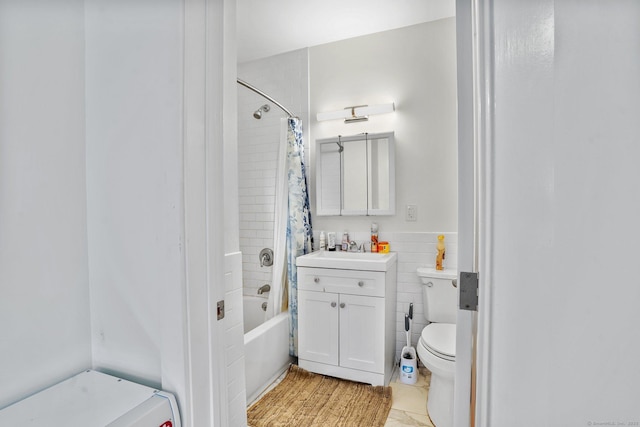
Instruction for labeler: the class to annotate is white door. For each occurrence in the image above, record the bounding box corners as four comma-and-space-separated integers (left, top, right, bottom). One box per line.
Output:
465, 1, 640, 426
338, 293, 385, 373
298, 290, 339, 365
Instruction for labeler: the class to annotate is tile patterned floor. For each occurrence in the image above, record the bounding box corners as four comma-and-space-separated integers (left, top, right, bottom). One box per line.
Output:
248, 364, 434, 426
384, 365, 434, 427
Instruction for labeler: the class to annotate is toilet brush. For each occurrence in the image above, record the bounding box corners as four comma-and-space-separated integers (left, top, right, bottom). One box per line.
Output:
400, 304, 418, 384
408, 303, 413, 344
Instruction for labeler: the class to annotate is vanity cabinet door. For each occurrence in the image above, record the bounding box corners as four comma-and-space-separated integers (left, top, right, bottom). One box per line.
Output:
298, 290, 339, 366
338, 293, 385, 373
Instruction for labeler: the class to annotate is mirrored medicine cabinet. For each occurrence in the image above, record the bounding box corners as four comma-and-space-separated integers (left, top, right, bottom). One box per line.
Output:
316, 131, 395, 216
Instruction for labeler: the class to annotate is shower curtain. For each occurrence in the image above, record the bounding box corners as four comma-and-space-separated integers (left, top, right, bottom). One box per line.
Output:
268, 117, 313, 357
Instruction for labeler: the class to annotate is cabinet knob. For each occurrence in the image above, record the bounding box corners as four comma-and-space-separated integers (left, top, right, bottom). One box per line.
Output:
331, 302, 337, 308
314, 277, 320, 283
358, 281, 364, 287
340, 303, 346, 308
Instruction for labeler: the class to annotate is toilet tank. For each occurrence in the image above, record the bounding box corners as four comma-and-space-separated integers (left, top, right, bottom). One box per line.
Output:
417, 267, 458, 324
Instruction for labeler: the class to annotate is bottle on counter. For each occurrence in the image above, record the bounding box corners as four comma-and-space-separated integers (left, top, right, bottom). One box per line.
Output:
371, 223, 379, 253
319, 231, 326, 251
341, 231, 349, 251
436, 234, 446, 270
327, 232, 336, 251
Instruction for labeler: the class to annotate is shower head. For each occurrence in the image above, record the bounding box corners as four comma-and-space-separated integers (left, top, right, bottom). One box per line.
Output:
253, 104, 270, 119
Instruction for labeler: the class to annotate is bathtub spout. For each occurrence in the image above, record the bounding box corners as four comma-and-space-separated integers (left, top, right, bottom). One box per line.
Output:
257, 284, 271, 295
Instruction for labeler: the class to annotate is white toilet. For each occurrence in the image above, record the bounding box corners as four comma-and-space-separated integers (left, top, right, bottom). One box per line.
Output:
416, 267, 457, 427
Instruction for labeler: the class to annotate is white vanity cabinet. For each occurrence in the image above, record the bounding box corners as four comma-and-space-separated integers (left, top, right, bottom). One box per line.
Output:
296, 253, 397, 386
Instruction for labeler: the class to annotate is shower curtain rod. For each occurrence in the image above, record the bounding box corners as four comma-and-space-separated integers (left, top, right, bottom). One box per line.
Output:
237, 78, 296, 118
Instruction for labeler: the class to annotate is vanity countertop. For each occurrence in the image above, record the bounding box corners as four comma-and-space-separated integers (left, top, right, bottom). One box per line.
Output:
296, 250, 397, 272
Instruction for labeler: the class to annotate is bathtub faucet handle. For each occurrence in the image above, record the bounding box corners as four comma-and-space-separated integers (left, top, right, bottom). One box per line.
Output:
257, 284, 271, 295
259, 248, 273, 267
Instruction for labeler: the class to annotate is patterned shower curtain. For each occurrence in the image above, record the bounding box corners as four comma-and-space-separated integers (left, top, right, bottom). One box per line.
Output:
285, 117, 313, 357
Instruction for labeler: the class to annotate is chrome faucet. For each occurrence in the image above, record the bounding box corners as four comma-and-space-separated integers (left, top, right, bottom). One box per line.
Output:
348, 241, 359, 252
257, 284, 271, 295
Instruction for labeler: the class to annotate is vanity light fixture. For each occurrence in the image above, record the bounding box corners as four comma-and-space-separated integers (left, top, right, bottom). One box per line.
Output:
317, 103, 395, 123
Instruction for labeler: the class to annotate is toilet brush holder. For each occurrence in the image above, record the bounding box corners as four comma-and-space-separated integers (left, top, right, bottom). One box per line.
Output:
400, 346, 418, 384
400, 312, 418, 384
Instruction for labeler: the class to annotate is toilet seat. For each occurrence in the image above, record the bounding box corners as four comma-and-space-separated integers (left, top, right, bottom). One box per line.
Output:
420, 323, 456, 361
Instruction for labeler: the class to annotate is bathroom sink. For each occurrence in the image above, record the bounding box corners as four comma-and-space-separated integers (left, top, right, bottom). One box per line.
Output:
296, 250, 397, 272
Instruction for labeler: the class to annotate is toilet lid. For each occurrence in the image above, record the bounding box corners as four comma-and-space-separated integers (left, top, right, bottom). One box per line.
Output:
421, 323, 456, 359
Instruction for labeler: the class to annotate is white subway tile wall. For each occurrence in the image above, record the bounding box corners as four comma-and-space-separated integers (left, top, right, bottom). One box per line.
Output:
224, 252, 247, 425
391, 232, 457, 357
238, 49, 309, 296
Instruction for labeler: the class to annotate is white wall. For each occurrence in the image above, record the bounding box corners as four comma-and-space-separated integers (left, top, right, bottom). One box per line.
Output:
0, 0, 91, 409
481, 1, 640, 425
84, 0, 183, 388
310, 19, 458, 234
0, 1, 243, 423
310, 20, 458, 358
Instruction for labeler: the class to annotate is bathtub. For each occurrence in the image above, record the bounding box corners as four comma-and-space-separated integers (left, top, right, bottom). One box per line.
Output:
243, 295, 269, 334
243, 295, 292, 404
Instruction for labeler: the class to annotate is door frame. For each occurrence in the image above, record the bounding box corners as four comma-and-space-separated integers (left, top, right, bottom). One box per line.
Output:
181, 0, 229, 425
455, 0, 492, 426
191, 0, 495, 425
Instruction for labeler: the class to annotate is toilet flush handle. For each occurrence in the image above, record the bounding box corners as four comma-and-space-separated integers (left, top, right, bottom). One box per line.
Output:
452, 279, 458, 288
